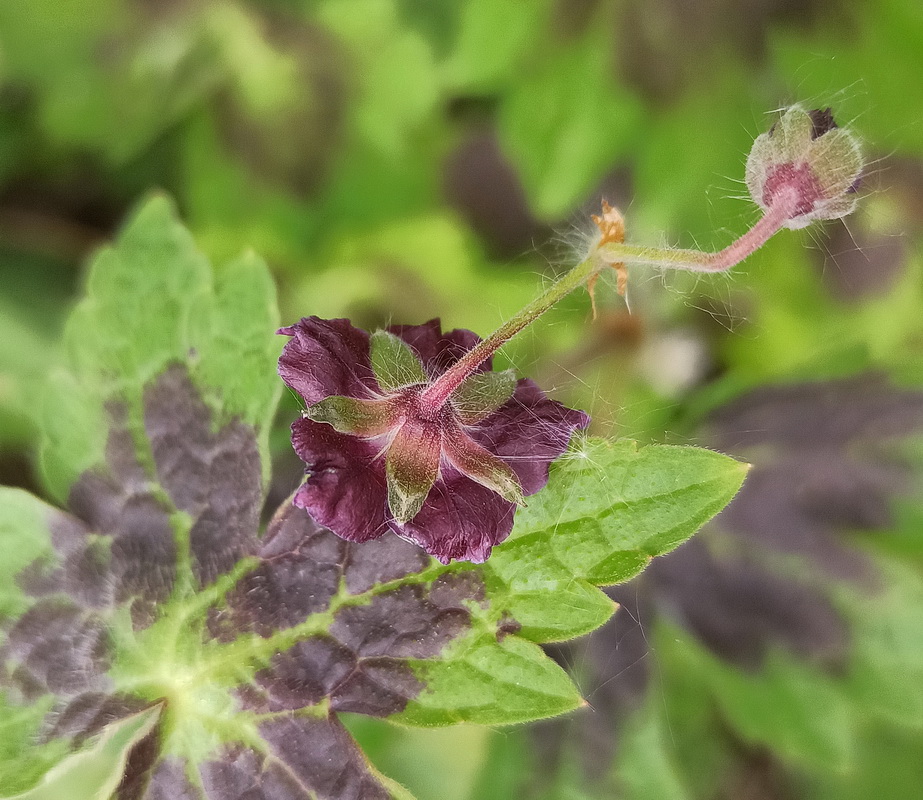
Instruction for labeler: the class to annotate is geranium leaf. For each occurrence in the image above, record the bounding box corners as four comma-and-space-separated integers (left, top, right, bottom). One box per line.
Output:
507, 438, 750, 587
2, 704, 163, 800
1, 196, 745, 798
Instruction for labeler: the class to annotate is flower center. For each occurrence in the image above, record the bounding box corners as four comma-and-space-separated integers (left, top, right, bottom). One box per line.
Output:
762, 162, 824, 217
399, 384, 452, 427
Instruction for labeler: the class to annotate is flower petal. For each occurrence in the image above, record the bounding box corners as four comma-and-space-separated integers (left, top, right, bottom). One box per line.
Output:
392, 467, 517, 564
291, 418, 389, 543
278, 317, 377, 405
442, 423, 523, 505
468, 378, 590, 495
386, 419, 442, 523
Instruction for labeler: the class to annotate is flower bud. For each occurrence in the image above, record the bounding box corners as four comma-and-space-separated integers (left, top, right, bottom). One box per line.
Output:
746, 106, 863, 229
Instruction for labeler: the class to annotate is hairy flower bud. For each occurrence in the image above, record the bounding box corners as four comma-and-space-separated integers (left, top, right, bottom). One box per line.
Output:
746, 105, 863, 229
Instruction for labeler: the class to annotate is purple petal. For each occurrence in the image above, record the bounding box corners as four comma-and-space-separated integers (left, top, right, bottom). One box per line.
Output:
392, 466, 517, 563
468, 378, 590, 495
387, 319, 491, 378
291, 418, 390, 543
278, 317, 378, 404
808, 107, 837, 140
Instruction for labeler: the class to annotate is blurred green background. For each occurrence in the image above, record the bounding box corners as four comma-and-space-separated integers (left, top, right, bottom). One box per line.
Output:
2, 0, 923, 797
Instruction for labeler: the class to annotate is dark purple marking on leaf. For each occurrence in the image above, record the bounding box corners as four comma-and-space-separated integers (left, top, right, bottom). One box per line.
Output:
442, 129, 547, 260
259, 715, 393, 800
113, 706, 164, 800
342, 534, 430, 595
44, 692, 147, 746
69, 461, 175, 628
649, 538, 849, 670
201, 745, 309, 799
330, 584, 471, 659
5, 598, 111, 698
19, 510, 114, 610
249, 636, 356, 711
819, 213, 904, 302
242, 635, 424, 718
144, 365, 261, 586
429, 570, 488, 609
708, 374, 923, 450
496, 613, 521, 642
15, 554, 65, 599
329, 657, 423, 716
142, 758, 204, 800
707, 374, 923, 582
65, 537, 117, 609
207, 505, 344, 642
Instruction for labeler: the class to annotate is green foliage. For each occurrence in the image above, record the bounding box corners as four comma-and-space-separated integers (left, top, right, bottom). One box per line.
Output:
496, 8, 643, 219
39, 195, 281, 500
2, 705, 162, 800
2, 1, 923, 798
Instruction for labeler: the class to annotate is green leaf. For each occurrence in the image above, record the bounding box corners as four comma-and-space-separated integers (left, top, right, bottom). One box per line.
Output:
0, 489, 59, 623
664, 625, 854, 770
3, 198, 745, 797
39, 194, 281, 501
616, 702, 691, 800
509, 437, 750, 586
398, 633, 583, 725
497, 10, 643, 218
318, 0, 439, 157
444, 0, 552, 92
2, 704, 162, 800
839, 555, 923, 727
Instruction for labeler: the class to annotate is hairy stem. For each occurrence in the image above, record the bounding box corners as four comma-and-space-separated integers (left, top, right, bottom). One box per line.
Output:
421, 191, 798, 412
598, 189, 798, 272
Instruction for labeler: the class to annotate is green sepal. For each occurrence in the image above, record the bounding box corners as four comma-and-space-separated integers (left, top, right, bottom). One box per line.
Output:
386, 418, 441, 522
306, 395, 396, 435
809, 127, 864, 196
443, 425, 524, 506
451, 369, 517, 424
371, 330, 428, 392
768, 105, 814, 161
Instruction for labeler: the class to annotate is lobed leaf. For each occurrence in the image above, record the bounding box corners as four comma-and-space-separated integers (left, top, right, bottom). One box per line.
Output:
0, 197, 745, 798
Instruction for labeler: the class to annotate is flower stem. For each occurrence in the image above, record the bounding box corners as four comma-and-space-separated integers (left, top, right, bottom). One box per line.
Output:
421, 191, 798, 412
421, 256, 600, 411
598, 189, 798, 272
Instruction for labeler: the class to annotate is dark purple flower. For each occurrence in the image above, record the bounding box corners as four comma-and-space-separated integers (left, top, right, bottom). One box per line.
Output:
278, 317, 589, 563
